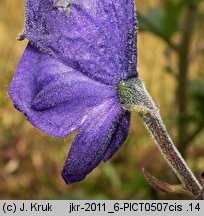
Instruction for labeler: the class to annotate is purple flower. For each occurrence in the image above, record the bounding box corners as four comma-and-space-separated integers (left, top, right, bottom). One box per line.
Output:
9, 0, 138, 183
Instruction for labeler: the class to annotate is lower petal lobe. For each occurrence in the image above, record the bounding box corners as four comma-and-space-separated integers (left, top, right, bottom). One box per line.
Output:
9, 44, 116, 137
61, 99, 123, 184
103, 111, 131, 162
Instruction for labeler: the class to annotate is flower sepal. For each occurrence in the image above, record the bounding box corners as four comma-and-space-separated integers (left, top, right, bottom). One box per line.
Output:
118, 77, 159, 116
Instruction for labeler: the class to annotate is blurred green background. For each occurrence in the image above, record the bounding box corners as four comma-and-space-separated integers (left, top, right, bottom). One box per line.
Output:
0, 0, 204, 200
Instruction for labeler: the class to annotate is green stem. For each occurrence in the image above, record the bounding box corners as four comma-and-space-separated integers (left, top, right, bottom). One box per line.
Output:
177, 3, 197, 155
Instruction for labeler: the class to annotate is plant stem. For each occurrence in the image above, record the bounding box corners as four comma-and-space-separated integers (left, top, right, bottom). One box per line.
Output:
119, 77, 203, 199
177, 3, 197, 155
141, 111, 202, 198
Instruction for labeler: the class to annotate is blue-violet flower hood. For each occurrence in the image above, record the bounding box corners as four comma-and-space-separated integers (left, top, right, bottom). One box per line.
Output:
9, 0, 138, 183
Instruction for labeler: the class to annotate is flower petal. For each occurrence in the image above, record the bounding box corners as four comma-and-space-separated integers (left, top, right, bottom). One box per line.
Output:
23, 0, 138, 85
61, 99, 122, 183
103, 111, 131, 162
9, 44, 116, 137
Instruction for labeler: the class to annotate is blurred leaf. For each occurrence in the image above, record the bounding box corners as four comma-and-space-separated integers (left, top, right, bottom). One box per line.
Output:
138, 8, 164, 33
138, 1, 182, 50
163, 0, 183, 38
138, 8, 164, 35
189, 79, 204, 125
103, 163, 122, 189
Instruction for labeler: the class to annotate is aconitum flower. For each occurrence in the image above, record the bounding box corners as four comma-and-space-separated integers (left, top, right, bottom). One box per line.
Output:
9, 0, 138, 183
9, 0, 204, 199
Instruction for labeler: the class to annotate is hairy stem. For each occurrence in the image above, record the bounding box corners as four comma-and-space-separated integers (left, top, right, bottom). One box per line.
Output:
141, 111, 202, 198
119, 77, 203, 199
